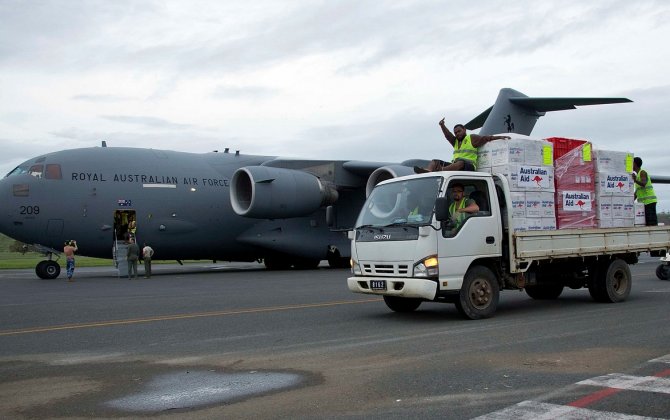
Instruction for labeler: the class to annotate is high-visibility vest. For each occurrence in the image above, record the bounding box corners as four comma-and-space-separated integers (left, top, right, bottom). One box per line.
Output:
449, 198, 468, 227
453, 134, 478, 169
635, 170, 657, 205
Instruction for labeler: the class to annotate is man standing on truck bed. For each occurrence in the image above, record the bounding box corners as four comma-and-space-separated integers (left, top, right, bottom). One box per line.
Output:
633, 157, 658, 226
415, 119, 511, 173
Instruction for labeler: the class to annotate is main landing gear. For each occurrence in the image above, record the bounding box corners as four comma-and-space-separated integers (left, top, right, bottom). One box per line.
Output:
656, 252, 670, 281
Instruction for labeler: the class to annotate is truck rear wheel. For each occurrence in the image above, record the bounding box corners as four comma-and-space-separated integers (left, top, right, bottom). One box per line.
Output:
525, 284, 564, 300
588, 258, 631, 303
456, 266, 499, 319
383, 296, 422, 312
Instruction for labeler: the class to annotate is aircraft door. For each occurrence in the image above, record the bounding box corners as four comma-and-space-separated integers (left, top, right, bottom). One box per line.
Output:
113, 210, 137, 242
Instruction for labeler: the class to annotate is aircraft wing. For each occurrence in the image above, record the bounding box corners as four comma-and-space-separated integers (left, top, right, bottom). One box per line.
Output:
341, 160, 397, 176
465, 106, 493, 130
651, 175, 670, 185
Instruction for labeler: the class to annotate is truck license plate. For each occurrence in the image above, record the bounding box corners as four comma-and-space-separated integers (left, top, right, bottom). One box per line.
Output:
370, 280, 387, 290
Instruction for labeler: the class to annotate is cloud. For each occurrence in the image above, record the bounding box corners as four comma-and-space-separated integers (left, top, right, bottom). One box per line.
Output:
100, 115, 194, 130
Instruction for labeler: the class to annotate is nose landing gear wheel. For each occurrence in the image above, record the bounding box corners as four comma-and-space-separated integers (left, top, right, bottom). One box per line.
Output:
36, 260, 61, 279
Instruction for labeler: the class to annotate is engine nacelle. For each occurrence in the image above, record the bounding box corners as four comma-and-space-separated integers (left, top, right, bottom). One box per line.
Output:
365, 165, 415, 197
231, 166, 339, 219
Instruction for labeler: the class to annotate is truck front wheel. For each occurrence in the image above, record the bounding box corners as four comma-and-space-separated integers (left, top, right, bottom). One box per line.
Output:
383, 296, 422, 312
589, 259, 631, 303
456, 266, 499, 319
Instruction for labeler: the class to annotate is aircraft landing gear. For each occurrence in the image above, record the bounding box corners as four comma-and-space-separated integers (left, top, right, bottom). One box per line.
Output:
36, 260, 61, 280
656, 253, 670, 281
327, 246, 350, 269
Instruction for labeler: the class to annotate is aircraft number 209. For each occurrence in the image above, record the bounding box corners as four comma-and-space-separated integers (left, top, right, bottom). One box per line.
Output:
20, 205, 40, 215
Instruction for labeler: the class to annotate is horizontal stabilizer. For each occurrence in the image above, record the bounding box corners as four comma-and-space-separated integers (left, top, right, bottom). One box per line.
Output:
465, 106, 493, 131
509, 97, 632, 112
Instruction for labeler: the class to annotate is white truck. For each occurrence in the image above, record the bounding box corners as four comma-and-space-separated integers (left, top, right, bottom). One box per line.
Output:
347, 171, 670, 319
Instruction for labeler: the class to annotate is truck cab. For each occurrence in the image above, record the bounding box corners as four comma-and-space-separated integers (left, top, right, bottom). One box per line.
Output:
348, 171, 506, 318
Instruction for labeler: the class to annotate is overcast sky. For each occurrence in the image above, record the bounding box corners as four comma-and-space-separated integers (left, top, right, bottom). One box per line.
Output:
2, 0, 670, 208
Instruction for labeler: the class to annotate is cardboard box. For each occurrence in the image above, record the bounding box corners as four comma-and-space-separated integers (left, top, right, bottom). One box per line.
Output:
596, 172, 634, 196
491, 164, 555, 192
635, 202, 646, 226
593, 149, 633, 173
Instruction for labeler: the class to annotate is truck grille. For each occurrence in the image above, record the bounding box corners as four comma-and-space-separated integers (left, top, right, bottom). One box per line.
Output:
362, 263, 410, 276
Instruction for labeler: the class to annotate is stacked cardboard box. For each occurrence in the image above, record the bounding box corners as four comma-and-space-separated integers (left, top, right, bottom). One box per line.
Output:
593, 149, 635, 228
478, 135, 556, 232
635, 202, 646, 226
554, 142, 597, 229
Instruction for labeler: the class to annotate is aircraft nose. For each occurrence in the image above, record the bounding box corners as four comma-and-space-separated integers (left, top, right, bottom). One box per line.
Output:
0, 178, 12, 234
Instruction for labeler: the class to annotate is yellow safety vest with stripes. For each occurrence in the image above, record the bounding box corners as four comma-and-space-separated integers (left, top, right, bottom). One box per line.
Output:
635, 170, 657, 205
449, 198, 468, 228
453, 134, 478, 169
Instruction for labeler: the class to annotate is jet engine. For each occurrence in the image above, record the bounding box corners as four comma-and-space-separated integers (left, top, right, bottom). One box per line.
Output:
365, 165, 415, 197
231, 166, 339, 219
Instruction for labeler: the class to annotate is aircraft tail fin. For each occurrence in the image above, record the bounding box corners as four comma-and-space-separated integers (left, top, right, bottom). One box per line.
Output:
465, 88, 632, 136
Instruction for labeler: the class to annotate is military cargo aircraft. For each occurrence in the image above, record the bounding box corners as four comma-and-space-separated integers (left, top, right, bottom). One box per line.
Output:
1, 88, 656, 279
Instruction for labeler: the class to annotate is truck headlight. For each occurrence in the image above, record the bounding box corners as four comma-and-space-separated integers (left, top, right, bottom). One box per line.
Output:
351, 258, 362, 275
413, 256, 438, 278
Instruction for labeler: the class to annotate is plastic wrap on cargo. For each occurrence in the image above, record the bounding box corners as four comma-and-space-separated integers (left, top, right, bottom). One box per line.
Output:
555, 190, 597, 229
554, 142, 595, 191
553, 142, 596, 229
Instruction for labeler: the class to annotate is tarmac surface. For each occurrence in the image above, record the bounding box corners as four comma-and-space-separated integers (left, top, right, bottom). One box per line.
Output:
0, 258, 669, 419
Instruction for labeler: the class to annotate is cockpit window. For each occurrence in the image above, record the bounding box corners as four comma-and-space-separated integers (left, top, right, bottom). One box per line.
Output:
45, 164, 62, 180
6, 165, 28, 178
28, 165, 44, 178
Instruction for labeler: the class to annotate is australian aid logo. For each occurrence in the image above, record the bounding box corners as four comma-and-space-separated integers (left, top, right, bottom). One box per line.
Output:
562, 191, 592, 211
517, 166, 551, 189
604, 174, 631, 194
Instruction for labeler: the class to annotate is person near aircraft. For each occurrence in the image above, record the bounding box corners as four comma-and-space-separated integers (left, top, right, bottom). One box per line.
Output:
142, 242, 154, 278
63, 240, 78, 282
446, 183, 479, 236
633, 157, 658, 226
127, 238, 140, 280
128, 219, 137, 239
415, 119, 511, 173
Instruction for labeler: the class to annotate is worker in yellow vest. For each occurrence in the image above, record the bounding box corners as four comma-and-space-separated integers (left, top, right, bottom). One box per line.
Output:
445, 183, 480, 236
416, 119, 511, 173
633, 157, 658, 226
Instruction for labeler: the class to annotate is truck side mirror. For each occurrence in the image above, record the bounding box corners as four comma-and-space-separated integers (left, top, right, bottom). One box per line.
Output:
435, 197, 450, 222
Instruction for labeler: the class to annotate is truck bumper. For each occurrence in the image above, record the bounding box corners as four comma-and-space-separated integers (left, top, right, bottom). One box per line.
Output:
347, 277, 438, 300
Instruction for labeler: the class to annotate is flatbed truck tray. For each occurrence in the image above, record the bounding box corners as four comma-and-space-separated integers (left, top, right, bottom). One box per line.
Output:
513, 226, 670, 263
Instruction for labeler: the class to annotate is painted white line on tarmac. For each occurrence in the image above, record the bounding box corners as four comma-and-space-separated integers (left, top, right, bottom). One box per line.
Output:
471, 400, 659, 420
578, 373, 670, 395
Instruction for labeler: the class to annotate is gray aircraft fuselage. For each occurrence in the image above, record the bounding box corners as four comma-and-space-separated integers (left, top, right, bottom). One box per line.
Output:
0, 147, 358, 263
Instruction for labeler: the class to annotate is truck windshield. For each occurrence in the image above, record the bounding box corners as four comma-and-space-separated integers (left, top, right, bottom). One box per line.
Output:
356, 176, 443, 228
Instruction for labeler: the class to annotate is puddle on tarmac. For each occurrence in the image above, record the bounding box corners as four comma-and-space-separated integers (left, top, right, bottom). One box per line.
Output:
105, 370, 303, 412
